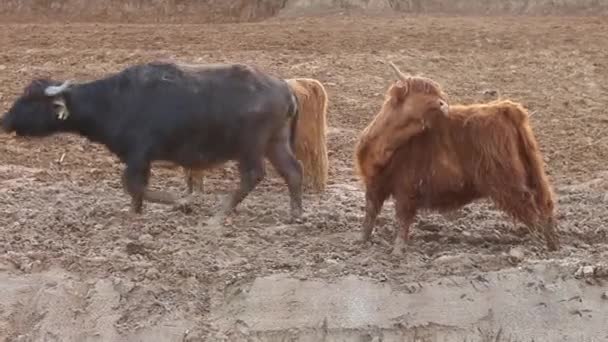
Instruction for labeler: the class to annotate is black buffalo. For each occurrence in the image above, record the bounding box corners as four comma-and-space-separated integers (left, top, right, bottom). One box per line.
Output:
1, 61, 303, 223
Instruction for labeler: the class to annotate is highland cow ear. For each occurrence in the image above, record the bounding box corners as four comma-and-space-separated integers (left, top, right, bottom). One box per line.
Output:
389, 81, 409, 103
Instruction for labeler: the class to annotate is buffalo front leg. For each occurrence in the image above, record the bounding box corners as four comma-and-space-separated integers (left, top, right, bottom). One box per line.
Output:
209, 158, 265, 226
121, 159, 152, 214
359, 187, 388, 243
266, 141, 303, 221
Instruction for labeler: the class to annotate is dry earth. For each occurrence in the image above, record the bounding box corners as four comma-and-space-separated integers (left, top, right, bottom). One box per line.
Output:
0, 15, 607, 341
1, 0, 607, 23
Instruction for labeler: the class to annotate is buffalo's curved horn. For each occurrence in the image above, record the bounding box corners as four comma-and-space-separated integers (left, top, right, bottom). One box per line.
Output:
44, 80, 72, 97
387, 61, 408, 83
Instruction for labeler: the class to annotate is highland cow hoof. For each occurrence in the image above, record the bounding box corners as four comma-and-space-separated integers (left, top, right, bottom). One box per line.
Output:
206, 214, 229, 228
390, 247, 404, 257
542, 220, 560, 251
545, 234, 560, 252
391, 234, 408, 256
358, 230, 373, 245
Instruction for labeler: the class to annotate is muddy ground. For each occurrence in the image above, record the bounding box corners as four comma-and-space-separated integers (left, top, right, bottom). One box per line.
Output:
0, 15, 607, 341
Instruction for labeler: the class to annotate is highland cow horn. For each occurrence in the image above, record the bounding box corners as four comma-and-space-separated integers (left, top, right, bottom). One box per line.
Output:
387, 61, 408, 83
44, 81, 72, 97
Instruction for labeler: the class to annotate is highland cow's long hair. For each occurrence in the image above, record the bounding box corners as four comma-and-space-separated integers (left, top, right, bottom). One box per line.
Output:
286, 77, 329, 193
355, 63, 558, 254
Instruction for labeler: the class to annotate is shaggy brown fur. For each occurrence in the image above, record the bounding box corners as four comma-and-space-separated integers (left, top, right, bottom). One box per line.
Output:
355, 63, 558, 255
286, 77, 329, 192
155, 78, 329, 195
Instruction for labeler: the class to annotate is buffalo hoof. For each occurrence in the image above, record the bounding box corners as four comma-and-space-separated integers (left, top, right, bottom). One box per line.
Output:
125, 211, 141, 220
546, 238, 560, 252
173, 197, 193, 214
129, 201, 144, 215
290, 208, 303, 220
128, 209, 143, 216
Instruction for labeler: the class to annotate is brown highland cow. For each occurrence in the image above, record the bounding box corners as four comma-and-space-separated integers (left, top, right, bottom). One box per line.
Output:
355, 62, 559, 255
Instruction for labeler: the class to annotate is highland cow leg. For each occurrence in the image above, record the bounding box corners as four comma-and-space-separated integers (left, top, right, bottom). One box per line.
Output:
184, 168, 195, 195
392, 198, 416, 256
267, 140, 304, 221
184, 168, 205, 195
359, 187, 389, 243
542, 216, 560, 251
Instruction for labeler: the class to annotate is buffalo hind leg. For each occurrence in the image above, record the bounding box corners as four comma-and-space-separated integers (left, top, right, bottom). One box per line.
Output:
121, 159, 152, 214
209, 157, 265, 226
359, 186, 389, 243
392, 196, 416, 256
266, 140, 303, 221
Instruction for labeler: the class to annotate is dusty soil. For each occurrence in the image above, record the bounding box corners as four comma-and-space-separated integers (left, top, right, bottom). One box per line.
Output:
0, 15, 607, 341
1, 0, 607, 23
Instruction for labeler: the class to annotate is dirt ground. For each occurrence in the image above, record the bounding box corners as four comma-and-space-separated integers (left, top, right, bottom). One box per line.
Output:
0, 15, 607, 341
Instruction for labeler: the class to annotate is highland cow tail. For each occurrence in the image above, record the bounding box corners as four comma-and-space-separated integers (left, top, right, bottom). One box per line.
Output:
285, 78, 330, 192
312, 79, 329, 131
516, 120, 555, 218
518, 122, 560, 251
